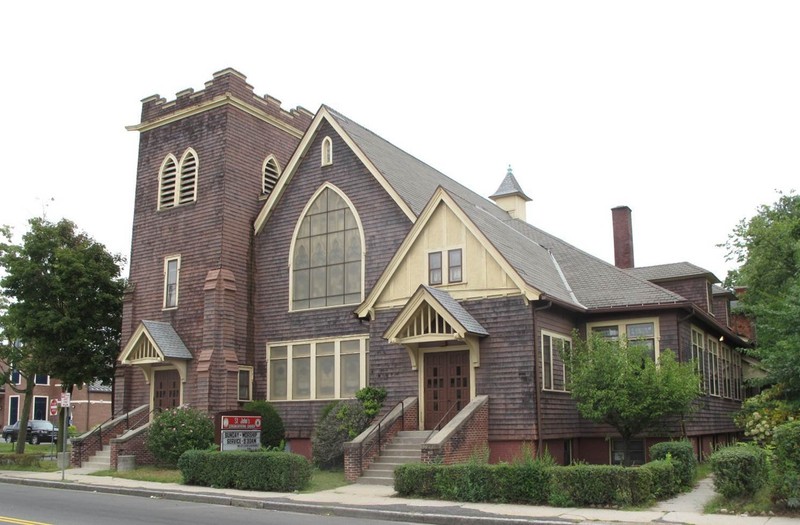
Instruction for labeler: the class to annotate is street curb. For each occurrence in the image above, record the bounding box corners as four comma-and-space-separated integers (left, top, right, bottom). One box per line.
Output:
0, 477, 577, 525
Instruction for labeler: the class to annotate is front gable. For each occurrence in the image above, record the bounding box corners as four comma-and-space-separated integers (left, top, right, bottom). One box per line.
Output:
357, 188, 540, 317
253, 106, 416, 235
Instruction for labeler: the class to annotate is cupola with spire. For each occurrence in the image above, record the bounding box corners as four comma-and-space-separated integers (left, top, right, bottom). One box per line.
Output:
489, 165, 532, 221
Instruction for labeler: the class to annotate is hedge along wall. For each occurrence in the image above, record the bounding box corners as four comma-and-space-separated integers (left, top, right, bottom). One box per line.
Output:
178, 450, 312, 492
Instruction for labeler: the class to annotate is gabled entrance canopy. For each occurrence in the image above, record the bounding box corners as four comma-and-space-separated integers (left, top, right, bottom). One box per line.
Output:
384, 285, 488, 370
118, 320, 192, 384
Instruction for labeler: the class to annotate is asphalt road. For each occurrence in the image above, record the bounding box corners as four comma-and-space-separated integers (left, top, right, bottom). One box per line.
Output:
0, 483, 425, 525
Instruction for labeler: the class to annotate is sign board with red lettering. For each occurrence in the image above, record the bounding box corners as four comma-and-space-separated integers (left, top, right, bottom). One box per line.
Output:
50, 399, 59, 416
220, 414, 262, 451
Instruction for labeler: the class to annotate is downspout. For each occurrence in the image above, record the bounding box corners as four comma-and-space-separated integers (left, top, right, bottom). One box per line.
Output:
532, 300, 552, 456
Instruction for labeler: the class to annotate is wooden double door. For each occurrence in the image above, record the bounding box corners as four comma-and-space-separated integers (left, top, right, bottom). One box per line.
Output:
154, 369, 181, 411
423, 350, 470, 430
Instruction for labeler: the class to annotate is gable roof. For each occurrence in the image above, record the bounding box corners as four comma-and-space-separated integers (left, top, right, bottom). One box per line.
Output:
422, 285, 489, 337
257, 105, 696, 314
118, 320, 193, 364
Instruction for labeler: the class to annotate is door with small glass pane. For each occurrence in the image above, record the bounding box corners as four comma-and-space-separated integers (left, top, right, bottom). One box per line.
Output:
154, 369, 181, 411
423, 350, 470, 430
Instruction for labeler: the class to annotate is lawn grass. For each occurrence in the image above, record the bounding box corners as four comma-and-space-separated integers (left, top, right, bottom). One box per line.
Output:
704, 484, 778, 516
88, 465, 350, 492
89, 466, 183, 484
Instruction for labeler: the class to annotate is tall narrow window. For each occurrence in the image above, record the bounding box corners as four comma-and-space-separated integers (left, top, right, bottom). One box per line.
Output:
269, 346, 288, 400
448, 249, 462, 283
158, 155, 178, 209
691, 328, 706, 393
9, 396, 19, 425
164, 256, 180, 309
340, 340, 361, 397
291, 186, 363, 310
10, 368, 21, 385
542, 335, 553, 390
542, 331, 571, 392
263, 156, 280, 195
428, 252, 442, 285
238, 367, 253, 402
178, 149, 198, 205
316, 342, 335, 399
33, 396, 47, 421
292, 344, 311, 400
321, 136, 333, 166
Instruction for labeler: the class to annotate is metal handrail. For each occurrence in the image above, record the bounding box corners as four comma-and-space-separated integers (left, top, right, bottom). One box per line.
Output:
358, 399, 405, 471
432, 400, 460, 432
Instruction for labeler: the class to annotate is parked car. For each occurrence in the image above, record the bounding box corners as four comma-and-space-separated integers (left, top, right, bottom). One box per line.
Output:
2, 420, 58, 444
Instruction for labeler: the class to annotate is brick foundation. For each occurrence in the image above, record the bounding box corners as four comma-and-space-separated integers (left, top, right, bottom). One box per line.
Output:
70, 404, 150, 468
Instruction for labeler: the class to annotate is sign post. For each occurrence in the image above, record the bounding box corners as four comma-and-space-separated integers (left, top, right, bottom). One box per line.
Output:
60, 393, 70, 480
220, 415, 262, 451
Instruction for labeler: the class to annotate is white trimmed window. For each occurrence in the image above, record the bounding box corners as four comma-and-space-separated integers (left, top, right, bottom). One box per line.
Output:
34, 374, 49, 386
321, 136, 333, 166
33, 396, 47, 421
263, 155, 280, 195
163, 255, 181, 309
290, 185, 364, 310
158, 149, 198, 209
428, 248, 464, 286
542, 331, 571, 392
268, 337, 368, 401
707, 337, 721, 397
10, 367, 21, 385
238, 367, 253, 402
178, 149, 198, 205
9, 396, 19, 425
691, 327, 706, 393
158, 155, 178, 209
589, 318, 659, 361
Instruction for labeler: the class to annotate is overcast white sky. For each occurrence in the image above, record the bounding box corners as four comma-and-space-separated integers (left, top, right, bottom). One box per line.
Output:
2, 1, 798, 282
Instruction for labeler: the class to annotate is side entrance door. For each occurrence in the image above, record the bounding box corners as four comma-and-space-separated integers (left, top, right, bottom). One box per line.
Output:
423, 350, 470, 430
153, 369, 181, 411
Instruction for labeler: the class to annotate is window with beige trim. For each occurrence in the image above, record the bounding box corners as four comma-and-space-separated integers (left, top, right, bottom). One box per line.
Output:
163, 255, 180, 309
238, 367, 253, 402
542, 331, 571, 392
158, 149, 198, 210
707, 337, 720, 396
428, 248, 464, 286
267, 337, 368, 401
589, 318, 659, 361
691, 327, 706, 393
321, 136, 333, 166
290, 185, 363, 310
262, 155, 280, 195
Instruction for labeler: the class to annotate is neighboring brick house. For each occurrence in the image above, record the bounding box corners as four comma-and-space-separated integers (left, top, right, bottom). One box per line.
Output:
115, 68, 754, 466
1, 368, 112, 434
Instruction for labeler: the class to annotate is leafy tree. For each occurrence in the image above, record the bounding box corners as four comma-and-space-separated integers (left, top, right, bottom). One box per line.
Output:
565, 333, 700, 465
721, 191, 800, 398
0, 218, 125, 446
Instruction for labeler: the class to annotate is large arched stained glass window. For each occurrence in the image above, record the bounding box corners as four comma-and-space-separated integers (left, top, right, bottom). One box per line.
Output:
292, 186, 363, 310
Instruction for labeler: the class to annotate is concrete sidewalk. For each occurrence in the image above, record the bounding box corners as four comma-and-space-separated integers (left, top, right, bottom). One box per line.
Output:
0, 467, 797, 525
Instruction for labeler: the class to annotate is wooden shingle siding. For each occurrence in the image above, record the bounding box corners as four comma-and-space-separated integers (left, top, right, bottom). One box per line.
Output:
118, 81, 308, 414
253, 121, 413, 405
657, 277, 711, 313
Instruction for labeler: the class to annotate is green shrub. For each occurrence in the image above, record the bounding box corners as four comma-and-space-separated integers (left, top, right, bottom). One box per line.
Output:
771, 420, 800, 508
355, 386, 387, 419
242, 400, 285, 449
178, 449, 311, 491
548, 464, 651, 507
649, 440, 696, 488
147, 406, 215, 467
710, 445, 768, 498
0, 453, 44, 467
494, 460, 552, 504
435, 463, 496, 502
312, 399, 371, 469
395, 463, 439, 497
641, 459, 679, 499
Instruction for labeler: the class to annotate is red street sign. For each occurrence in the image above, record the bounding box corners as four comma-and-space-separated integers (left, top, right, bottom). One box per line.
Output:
49, 399, 58, 416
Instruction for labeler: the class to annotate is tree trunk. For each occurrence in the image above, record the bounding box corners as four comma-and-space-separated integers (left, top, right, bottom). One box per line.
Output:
14, 379, 35, 454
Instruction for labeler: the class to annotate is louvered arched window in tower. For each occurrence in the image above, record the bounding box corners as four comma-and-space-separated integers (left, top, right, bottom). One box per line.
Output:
158, 148, 198, 210
263, 155, 280, 196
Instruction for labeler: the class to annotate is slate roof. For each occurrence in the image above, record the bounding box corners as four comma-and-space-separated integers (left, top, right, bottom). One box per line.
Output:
626, 262, 719, 283
141, 320, 193, 360
422, 285, 489, 336
490, 166, 532, 201
326, 108, 693, 312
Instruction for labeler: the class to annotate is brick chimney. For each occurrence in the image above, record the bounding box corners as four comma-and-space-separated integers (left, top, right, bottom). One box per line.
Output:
612, 206, 634, 269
